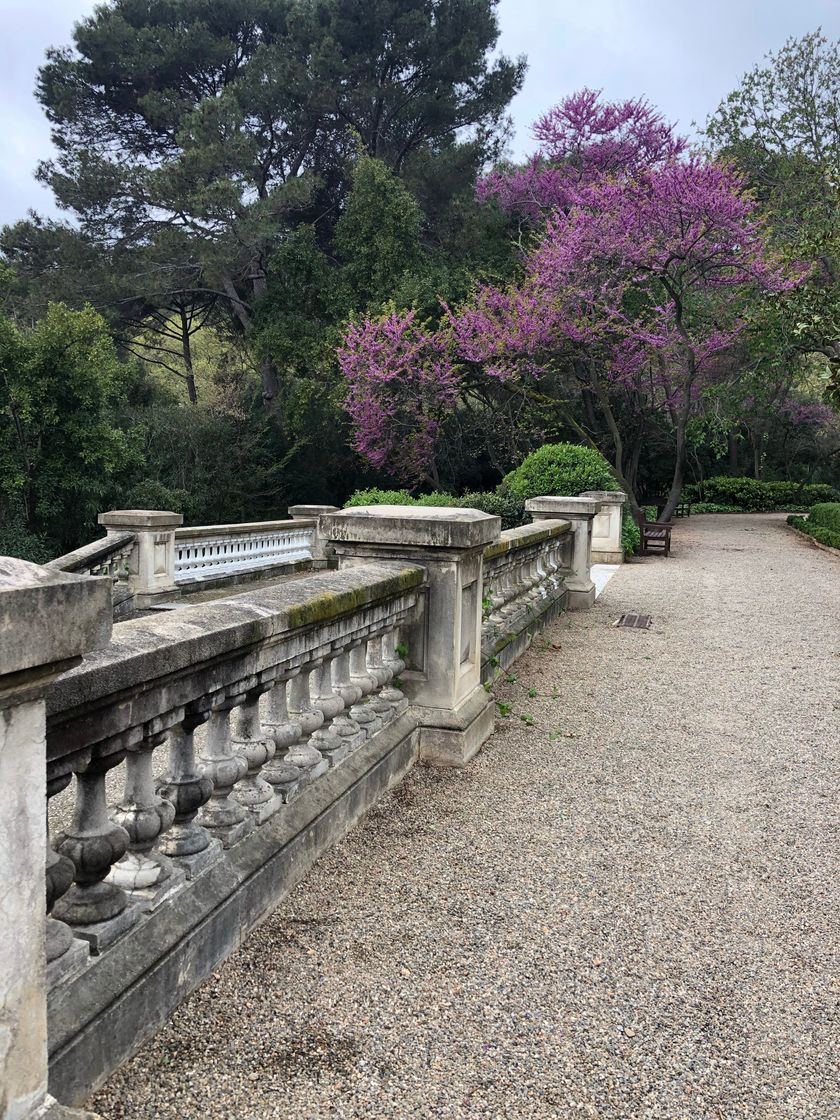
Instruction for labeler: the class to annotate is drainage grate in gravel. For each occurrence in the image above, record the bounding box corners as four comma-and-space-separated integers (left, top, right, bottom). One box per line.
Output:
614, 613, 652, 629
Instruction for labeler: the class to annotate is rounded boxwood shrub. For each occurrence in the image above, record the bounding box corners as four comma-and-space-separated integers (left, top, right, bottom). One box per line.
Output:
502, 443, 617, 500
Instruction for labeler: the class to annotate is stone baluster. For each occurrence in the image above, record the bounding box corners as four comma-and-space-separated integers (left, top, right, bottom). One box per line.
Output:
46, 771, 89, 986
197, 692, 254, 848
379, 627, 409, 716
499, 558, 524, 621
286, 661, 329, 787
330, 639, 368, 755
108, 713, 186, 910
156, 707, 221, 878
261, 669, 304, 801
308, 652, 352, 766
365, 634, 396, 728
347, 637, 380, 740
231, 678, 280, 823
53, 748, 141, 952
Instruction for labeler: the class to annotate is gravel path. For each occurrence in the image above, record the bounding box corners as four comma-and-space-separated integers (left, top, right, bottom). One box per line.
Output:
91, 514, 840, 1120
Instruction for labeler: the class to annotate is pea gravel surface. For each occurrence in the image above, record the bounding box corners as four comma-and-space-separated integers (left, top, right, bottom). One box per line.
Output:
91, 514, 840, 1120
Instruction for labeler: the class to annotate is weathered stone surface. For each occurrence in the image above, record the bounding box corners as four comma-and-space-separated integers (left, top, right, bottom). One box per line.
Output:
287, 505, 339, 519
324, 508, 497, 766
581, 490, 627, 565
321, 505, 500, 551
526, 496, 599, 610
0, 560, 112, 685
47, 715, 420, 1107
97, 511, 182, 531
0, 562, 111, 1120
46, 565, 424, 772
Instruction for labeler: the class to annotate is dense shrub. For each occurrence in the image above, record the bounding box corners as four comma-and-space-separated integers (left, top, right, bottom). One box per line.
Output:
0, 511, 51, 563
787, 510, 840, 550
344, 487, 526, 530
690, 477, 840, 512
344, 487, 416, 507
809, 502, 840, 533
502, 443, 617, 500
456, 490, 526, 530
621, 511, 640, 557
690, 501, 742, 513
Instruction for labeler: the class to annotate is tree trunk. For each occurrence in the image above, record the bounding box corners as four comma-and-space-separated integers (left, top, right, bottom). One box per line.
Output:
728, 430, 739, 474
660, 415, 688, 523
179, 306, 198, 405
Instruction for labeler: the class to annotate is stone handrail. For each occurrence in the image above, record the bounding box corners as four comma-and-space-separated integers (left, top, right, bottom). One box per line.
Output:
174, 519, 316, 585
481, 521, 572, 676
46, 532, 136, 579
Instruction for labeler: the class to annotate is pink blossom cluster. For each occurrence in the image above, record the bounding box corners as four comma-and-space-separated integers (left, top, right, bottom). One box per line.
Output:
339, 309, 459, 482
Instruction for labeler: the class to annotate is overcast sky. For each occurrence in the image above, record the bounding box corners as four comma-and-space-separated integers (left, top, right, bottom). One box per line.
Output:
1, 0, 839, 227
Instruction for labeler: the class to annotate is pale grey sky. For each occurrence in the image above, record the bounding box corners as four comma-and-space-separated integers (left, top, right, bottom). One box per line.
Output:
1, 0, 839, 226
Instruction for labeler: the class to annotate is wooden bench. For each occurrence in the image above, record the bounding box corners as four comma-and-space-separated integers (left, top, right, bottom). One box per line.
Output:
641, 519, 673, 556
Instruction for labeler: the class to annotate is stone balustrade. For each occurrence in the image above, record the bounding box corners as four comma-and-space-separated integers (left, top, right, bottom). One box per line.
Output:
2, 498, 602, 1117
481, 520, 572, 678
46, 531, 137, 618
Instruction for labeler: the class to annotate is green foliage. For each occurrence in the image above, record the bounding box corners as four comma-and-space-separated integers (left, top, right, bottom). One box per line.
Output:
690, 476, 840, 512
335, 154, 423, 309
455, 490, 525, 529
787, 507, 840, 549
344, 486, 526, 529
809, 502, 840, 533
621, 510, 641, 557
690, 501, 742, 513
0, 304, 138, 554
501, 443, 617, 500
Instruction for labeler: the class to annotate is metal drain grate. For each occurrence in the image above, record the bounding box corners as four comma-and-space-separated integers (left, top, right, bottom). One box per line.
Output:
614, 613, 652, 630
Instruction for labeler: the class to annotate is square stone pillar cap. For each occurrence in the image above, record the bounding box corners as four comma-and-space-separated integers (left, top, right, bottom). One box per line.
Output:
526, 496, 600, 517
287, 504, 340, 518
99, 509, 183, 530
0, 557, 112, 678
321, 505, 500, 549
580, 490, 627, 505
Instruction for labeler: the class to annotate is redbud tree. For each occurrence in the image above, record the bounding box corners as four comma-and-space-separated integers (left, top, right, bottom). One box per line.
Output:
338, 91, 802, 518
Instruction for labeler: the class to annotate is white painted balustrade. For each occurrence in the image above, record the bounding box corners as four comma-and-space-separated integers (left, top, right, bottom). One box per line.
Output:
173, 520, 315, 584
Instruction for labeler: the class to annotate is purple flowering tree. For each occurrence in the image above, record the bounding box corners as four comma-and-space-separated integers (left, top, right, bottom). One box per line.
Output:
339, 91, 803, 519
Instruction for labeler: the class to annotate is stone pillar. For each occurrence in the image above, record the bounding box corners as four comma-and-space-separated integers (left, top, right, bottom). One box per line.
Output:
0, 558, 111, 1120
320, 505, 500, 766
287, 505, 340, 569
97, 510, 183, 607
581, 490, 627, 564
525, 496, 600, 609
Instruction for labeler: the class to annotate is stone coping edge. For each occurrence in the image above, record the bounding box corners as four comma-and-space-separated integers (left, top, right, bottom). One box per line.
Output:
484, 520, 570, 561
176, 519, 315, 540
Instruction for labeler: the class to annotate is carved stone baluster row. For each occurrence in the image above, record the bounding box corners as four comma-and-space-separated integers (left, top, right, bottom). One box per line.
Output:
46, 771, 89, 983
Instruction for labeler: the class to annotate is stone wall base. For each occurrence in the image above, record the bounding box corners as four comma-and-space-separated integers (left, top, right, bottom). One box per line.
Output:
591, 549, 624, 565
416, 686, 495, 767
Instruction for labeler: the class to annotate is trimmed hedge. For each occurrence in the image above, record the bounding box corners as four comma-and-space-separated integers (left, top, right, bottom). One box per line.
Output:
689, 477, 840, 512
810, 502, 840, 534
787, 511, 840, 551
344, 487, 526, 530
502, 443, 617, 499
